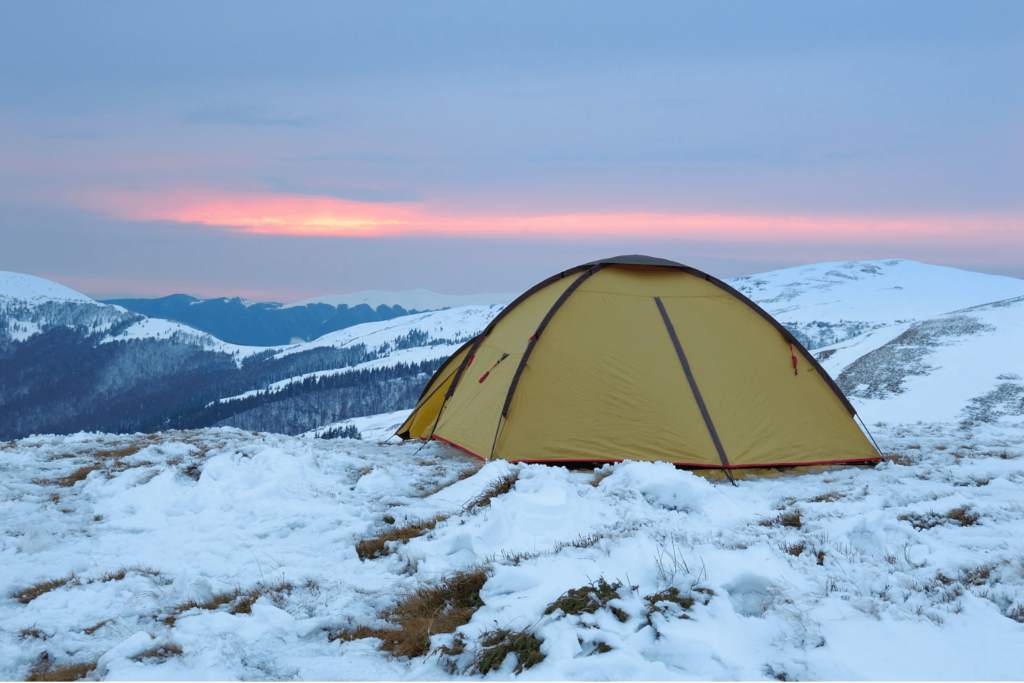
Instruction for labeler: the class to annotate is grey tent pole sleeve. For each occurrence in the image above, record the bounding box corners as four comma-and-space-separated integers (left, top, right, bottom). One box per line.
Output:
654, 297, 733, 474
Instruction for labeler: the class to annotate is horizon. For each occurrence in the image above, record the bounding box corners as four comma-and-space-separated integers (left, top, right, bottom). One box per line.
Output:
4, 255, 1022, 305
2, 2, 1021, 300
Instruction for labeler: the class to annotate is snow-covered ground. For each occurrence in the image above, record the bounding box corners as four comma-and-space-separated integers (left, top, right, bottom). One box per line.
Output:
3, 259, 1024, 680
2, 421, 1024, 681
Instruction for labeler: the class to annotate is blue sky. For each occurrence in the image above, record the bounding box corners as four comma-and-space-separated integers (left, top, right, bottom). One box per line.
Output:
1, 1, 1020, 300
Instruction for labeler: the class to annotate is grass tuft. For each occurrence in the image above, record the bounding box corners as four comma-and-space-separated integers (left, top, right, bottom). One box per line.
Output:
411, 462, 482, 498
25, 661, 97, 682
589, 469, 614, 487
779, 540, 806, 557
97, 564, 161, 583
544, 578, 628, 622
355, 514, 449, 560
808, 491, 844, 503
473, 629, 546, 675
465, 471, 519, 511
884, 453, 917, 466
760, 510, 803, 529
899, 505, 980, 530
82, 620, 109, 635
131, 643, 183, 662
35, 465, 101, 488
13, 573, 78, 604
165, 578, 293, 624
328, 567, 489, 659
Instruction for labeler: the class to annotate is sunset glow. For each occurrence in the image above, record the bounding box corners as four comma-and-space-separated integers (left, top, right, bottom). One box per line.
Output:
85, 190, 1022, 249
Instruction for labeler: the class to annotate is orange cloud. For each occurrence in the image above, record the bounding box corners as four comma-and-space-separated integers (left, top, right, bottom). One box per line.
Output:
79, 189, 1022, 247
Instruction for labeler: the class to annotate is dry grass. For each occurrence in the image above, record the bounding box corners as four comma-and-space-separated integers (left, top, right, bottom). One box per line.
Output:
412, 463, 482, 499
465, 471, 519, 511
472, 629, 546, 675
355, 514, 449, 560
544, 578, 628, 622
97, 564, 161, 583
808, 491, 844, 503
165, 578, 293, 625
779, 540, 806, 557
899, 505, 980, 530
35, 465, 101, 488
1008, 604, 1024, 623
759, 510, 803, 529
884, 453, 918, 466
19, 627, 46, 640
94, 445, 144, 460
645, 587, 694, 611
13, 573, 78, 604
82, 620, 109, 636
328, 567, 489, 659
25, 660, 97, 682
589, 469, 614, 487
131, 643, 183, 662
496, 533, 602, 566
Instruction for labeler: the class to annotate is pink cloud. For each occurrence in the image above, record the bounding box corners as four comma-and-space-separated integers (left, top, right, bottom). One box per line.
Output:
76, 189, 1023, 256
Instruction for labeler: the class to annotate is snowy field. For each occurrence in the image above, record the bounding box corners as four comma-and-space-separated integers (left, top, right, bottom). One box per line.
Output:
3, 419, 1024, 681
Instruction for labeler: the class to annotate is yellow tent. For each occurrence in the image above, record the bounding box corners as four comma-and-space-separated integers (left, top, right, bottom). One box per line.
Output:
397, 256, 880, 470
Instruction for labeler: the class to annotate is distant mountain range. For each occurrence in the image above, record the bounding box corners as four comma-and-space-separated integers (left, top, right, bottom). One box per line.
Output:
2, 260, 1022, 442
101, 289, 513, 346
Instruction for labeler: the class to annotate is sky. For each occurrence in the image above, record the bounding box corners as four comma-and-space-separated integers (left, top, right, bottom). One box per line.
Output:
1, 1, 1021, 301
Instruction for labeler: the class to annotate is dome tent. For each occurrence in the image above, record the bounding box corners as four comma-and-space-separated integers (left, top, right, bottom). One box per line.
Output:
397, 255, 880, 470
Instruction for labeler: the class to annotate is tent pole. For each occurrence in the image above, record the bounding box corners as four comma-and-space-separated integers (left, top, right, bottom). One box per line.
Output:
487, 414, 503, 462
856, 413, 884, 458
412, 394, 450, 456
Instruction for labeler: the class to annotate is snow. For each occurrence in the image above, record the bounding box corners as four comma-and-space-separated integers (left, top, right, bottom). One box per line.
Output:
218, 342, 470, 405
283, 289, 515, 311
100, 317, 275, 365
813, 295, 1024, 425
0, 271, 95, 305
729, 259, 1024, 326
273, 305, 500, 360
4, 260, 1024, 679
3, 422, 1024, 680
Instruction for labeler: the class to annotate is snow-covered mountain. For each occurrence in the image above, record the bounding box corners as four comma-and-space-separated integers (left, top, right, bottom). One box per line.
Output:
102, 293, 440, 347
0, 272, 502, 440
730, 259, 1024, 350
726, 259, 1024, 428
283, 288, 514, 311
216, 306, 500, 408
3, 260, 1024, 680
4, 260, 1022, 443
1, 272, 267, 361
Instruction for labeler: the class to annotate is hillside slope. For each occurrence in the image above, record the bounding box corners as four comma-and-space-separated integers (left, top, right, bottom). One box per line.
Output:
104, 289, 513, 346
0, 272, 500, 440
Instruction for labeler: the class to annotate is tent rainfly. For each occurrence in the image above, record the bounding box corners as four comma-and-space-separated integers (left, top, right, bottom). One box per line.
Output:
397, 255, 881, 470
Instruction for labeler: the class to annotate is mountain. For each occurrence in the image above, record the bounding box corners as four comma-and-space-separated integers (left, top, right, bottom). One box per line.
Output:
727, 259, 1024, 428
103, 289, 514, 346
730, 258, 1024, 350
283, 288, 514, 311
1, 271, 503, 440
3, 260, 1022, 442
4, 261, 1024, 681
312, 259, 1024, 440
